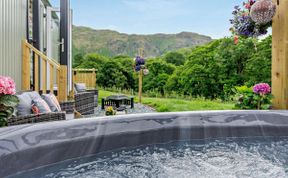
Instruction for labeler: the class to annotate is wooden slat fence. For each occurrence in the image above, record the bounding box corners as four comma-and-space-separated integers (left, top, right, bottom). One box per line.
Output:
73, 68, 97, 89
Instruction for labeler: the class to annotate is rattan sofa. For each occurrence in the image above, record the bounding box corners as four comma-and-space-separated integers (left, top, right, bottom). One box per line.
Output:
7, 91, 67, 126
8, 112, 66, 126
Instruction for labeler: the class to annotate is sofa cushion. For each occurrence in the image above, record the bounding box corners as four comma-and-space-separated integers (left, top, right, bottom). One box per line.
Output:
74, 83, 86, 93
42, 94, 61, 112
16, 93, 33, 116
27, 91, 42, 100
32, 98, 52, 113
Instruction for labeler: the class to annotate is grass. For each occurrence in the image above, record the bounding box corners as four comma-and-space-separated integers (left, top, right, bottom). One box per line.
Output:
98, 90, 234, 112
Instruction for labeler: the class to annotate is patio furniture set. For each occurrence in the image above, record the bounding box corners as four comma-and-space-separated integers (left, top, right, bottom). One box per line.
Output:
7, 83, 134, 126
101, 95, 134, 111
8, 83, 98, 126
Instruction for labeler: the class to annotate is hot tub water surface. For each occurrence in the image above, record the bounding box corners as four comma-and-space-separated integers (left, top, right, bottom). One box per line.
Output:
12, 137, 288, 178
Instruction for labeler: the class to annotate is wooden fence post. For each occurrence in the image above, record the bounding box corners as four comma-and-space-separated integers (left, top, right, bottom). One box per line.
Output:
58, 65, 67, 102
272, 0, 288, 109
50, 64, 54, 94
22, 41, 30, 90
93, 68, 97, 88
42, 61, 47, 94
138, 69, 143, 103
34, 55, 39, 92
138, 48, 144, 103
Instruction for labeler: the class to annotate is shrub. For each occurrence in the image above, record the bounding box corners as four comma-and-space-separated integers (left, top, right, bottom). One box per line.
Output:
234, 84, 272, 110
0, 76, 19, 127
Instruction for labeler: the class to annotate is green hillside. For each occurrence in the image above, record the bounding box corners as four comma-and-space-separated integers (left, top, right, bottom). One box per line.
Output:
72, 26, 212, 58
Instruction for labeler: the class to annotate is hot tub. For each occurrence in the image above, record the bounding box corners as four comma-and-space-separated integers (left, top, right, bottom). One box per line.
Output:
1, 111, 288, 177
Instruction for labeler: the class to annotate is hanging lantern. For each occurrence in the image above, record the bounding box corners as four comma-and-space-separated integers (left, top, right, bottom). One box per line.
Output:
143, 69, 149, 76
250, 0, 276, 25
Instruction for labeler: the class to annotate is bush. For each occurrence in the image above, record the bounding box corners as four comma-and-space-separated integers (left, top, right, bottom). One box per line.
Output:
234, 84, 272, 110
164, 51, 186, 66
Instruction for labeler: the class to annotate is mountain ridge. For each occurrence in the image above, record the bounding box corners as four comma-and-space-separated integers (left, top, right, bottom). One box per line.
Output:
72, 26, 213, 58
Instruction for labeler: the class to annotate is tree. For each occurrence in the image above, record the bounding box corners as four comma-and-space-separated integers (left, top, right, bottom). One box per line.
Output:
73, 53, 85, 68
113, 55, 136, 89
78, 53, 109, 70
178, 40, 222, 99
143, 58, 176, 95
214, 37, 256, 99
97, 60, 127, 88
245, 36, 272, 86
164, 51, 186, 66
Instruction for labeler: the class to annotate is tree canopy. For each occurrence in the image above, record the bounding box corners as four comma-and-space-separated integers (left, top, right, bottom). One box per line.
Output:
73, 36, 272, 100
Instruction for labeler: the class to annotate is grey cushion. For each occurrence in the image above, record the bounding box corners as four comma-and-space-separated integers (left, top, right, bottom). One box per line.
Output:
32, 98, 51, 113
27, 91, 42, 100
42, 94, 61, 112
74, 83, 86, 93
16, 93, 33, 116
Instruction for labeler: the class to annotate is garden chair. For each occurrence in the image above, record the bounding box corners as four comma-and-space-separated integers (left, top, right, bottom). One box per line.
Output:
74, 83, 98, 115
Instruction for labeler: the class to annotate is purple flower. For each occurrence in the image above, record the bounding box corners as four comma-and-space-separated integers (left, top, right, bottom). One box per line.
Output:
135, 65, 141, 72
253, 83, 271, 95
230, 0, 271, 37
135, 56, 145, 66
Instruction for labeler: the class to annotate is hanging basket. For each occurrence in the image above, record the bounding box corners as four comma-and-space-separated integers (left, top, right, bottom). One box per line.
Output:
250, 0, 276, 25
135, 56, 145, 66
134, 56, 146, 72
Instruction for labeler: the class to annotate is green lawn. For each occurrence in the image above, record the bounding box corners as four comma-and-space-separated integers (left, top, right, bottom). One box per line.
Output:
98, 90, 234, 112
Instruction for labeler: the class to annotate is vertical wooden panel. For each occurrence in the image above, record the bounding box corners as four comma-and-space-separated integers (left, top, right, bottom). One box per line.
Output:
72, 70, 76, 85
50, 64, 54, 93
42, 60, 47, 94
72, 69, 97, 89
34, 54, 39, 92
272, 0, 288, 109
22, 42, 30, 90
56, 69, 60, 99
58, 65, 67, 102
93, 69, 97, 88
138, 69, 143, 103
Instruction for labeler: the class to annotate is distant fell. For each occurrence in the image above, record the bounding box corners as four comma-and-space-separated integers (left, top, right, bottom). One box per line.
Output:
73, 26, 213, 57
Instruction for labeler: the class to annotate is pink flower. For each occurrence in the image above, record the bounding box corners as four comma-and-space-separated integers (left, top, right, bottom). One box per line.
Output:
253, 83, 271, 95
0, 76, 16, 95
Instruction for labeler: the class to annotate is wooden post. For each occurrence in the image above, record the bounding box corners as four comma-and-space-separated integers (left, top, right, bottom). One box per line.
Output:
56, 69, 60, 99
93, 68, 97, 89
72, 70, 76, 86
50, 64, 54, 94
272, 0, 288, 109
58, 65, 68, 102
22, 41, 30, 90
34, 55, 39, 92
138, 48, 144, 103
42, 61, 47, 94
138, 69, 143, 103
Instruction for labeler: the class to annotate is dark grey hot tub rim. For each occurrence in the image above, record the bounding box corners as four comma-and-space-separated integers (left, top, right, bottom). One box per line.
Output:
1, 110, 288, 177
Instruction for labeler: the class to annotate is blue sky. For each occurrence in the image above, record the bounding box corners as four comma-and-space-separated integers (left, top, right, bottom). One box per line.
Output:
51, 0, 245, 39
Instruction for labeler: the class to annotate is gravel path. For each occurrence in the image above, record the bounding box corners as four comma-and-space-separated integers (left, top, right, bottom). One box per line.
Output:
92, 103, 156, 117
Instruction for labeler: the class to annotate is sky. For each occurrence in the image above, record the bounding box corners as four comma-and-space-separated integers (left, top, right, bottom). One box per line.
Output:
50, 0, 245, 39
